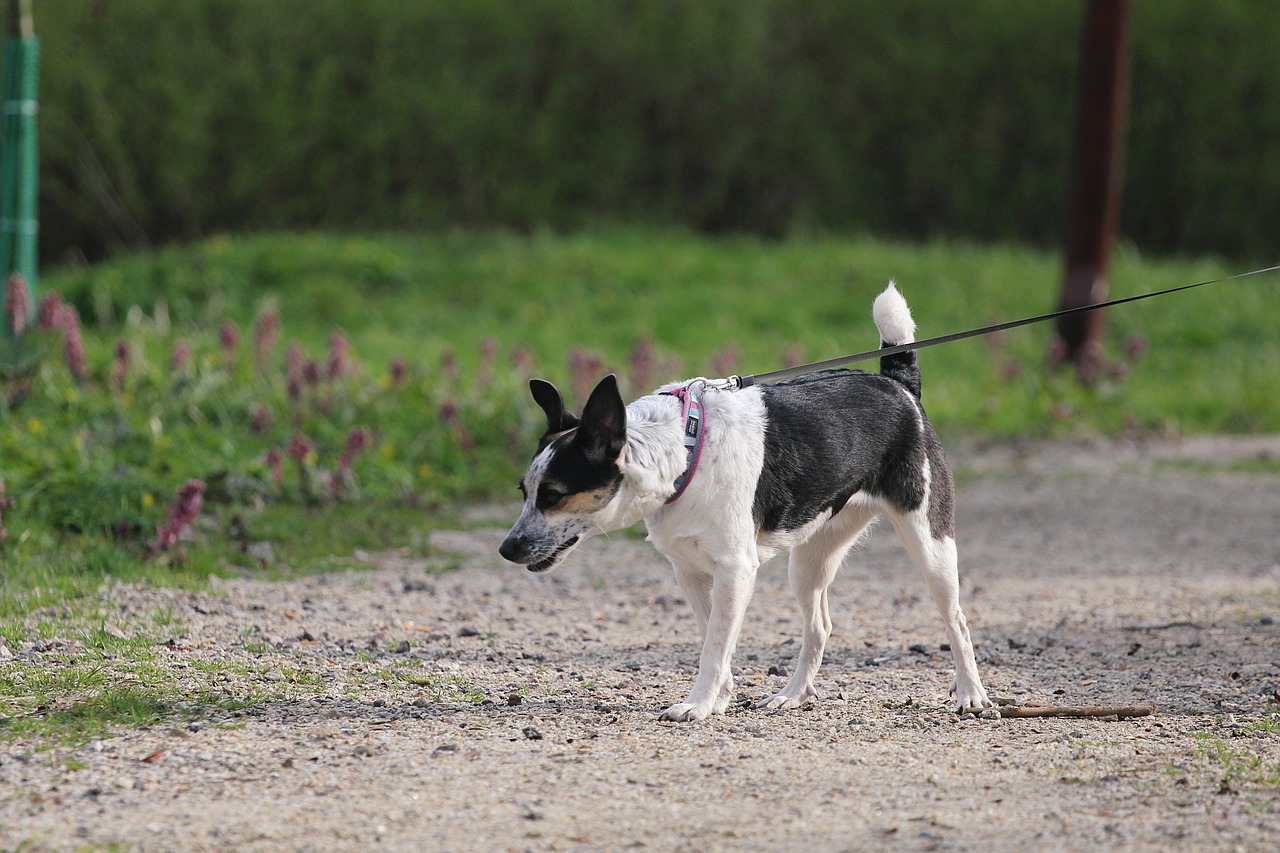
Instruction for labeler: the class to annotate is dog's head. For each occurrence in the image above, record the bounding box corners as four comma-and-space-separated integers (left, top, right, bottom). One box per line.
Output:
499, 375, 627, 572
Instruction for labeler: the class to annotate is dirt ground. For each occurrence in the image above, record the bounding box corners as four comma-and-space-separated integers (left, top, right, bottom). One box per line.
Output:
3, 435, 1279, 852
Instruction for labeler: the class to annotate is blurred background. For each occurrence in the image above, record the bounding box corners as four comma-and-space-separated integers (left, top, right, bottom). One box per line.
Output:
38, 0, 1279, 266
2, 0, 1278, 588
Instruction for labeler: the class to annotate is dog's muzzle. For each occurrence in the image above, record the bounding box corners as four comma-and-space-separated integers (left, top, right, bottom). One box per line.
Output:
499, 534, 579, 573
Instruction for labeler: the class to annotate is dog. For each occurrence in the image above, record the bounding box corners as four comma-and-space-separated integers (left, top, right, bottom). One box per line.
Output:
499, 283, 992, 721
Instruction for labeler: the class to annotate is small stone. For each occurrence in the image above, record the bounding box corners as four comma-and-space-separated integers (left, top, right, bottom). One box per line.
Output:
507, 693, 523, 707
522, 726, 543, 741
264, 669, 285, 682
768, 664, 788, 677
457, 626, 481, 638
392, 640, 411, 654
979, 709, 1001, 721
958, 713, 977, 722
432, 744, 458, 758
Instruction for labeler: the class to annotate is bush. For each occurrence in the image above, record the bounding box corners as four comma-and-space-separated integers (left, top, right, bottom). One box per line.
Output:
36, 1, 1280, 262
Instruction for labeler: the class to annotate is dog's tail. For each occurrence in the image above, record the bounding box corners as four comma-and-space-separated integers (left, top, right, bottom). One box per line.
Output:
872, 281, 921, 399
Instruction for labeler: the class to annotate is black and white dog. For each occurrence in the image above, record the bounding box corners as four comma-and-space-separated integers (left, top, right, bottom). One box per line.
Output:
500, 283, 992, 721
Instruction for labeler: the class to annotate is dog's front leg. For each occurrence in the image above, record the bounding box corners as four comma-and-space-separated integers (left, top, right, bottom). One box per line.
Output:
660, 558, 757, 722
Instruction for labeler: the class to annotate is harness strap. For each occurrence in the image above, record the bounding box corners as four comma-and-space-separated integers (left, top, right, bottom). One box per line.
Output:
661, 381, 707, 505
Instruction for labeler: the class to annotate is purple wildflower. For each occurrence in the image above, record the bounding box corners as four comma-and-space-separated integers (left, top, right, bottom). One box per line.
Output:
152, 480, 205, 553
389, 357, 407, 387
477, 337, 498, 388
569, 348, 602, 406
36, 292, 62, 331
327, 331, 351, 380
339, 426, 371, 471
628, 337, 657, 393
4, 273, 30, 336
0, 477, 15, 544
711, 345, 739, 377
171, 339, 193, 373
58, 304, 87, 381
440, 401, 475, 454
302, 358, 321, 388
287, 431, 313, 465
285, 342, 305, 404
254, 306, 280, 372
219, 321, 239, 371
264, 448, 284, 488
510, 347, 535, 379
441, 349, 459, 386
249, 405, 274, 433
331, 427, 372, 497
1123, 335, 1148, 364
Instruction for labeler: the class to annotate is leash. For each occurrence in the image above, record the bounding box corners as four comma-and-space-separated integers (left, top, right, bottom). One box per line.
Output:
727, 263, 1280, 390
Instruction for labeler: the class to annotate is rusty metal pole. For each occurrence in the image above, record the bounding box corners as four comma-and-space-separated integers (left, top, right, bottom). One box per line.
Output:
1055, 0, 1133, 382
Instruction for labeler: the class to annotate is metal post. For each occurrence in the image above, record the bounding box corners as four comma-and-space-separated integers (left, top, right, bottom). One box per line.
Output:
1, 0, 38, 324
1055, 0, 1133, 380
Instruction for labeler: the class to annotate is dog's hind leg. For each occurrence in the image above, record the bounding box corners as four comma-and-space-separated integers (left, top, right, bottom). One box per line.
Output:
759, 505, 878, 711
660, 554, 758, 722
887, 508, 992, 713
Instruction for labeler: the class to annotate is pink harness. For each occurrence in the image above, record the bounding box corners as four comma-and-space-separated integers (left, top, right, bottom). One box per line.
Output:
662, 380, 708, 505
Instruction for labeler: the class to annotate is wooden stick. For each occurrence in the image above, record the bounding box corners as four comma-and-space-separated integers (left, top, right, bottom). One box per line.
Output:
995, 703, 1155, 719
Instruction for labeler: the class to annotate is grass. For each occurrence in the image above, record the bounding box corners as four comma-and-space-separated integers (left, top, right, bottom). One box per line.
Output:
2, 227, 1277, 746
43, 229, 1280, 432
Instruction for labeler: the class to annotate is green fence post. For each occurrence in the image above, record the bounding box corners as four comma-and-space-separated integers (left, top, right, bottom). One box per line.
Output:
1, 0, 38, 336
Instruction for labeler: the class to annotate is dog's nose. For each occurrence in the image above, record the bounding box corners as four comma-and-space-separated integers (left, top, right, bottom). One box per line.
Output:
498, 535, 525, 564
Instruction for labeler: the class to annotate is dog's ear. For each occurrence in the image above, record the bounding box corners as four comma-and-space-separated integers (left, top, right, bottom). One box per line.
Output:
576, 374, 626, 465
530, 378, 579, 434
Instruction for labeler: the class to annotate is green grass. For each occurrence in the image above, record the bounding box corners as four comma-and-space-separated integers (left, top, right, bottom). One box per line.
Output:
1192, 732, 1280, 789
42, 229, 1280, 435
2, 228, 1276, 745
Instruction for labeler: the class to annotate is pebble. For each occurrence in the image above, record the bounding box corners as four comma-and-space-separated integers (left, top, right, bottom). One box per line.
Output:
522, 726, 543, 741
979, 709, 1001, 721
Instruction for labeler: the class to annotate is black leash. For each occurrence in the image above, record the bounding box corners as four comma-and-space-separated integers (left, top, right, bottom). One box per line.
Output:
733, 263, 1280, 389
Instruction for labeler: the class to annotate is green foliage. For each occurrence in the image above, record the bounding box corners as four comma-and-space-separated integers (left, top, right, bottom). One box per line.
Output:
2, 230, 1275, 614
36, 1, 1280, 262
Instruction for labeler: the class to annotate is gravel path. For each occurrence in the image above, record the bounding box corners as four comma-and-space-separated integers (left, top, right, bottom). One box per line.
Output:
3, 436, 1279, 852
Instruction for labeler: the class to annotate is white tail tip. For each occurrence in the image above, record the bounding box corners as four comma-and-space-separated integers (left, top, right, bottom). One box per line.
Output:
872, 280, 916, 345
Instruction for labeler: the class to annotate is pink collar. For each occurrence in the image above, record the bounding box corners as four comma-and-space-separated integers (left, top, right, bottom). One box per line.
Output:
662, 381, 707, 504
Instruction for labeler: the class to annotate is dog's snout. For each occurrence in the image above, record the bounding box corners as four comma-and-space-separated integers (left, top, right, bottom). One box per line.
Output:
498, 534, 525, 564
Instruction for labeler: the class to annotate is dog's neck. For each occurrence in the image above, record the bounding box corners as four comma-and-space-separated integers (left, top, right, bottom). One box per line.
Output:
608, 393, 689, 527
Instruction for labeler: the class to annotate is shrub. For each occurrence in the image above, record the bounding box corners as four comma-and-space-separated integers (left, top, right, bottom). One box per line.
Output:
35, 0, 1280, 263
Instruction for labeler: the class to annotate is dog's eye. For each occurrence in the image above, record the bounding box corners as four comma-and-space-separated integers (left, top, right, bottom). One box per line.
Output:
539, 485, 567, 505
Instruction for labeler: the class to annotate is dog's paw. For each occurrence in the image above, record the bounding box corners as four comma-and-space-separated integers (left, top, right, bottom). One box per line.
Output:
952, 680, 993, 713
659, 701, 714, 723
757, 686, 816, 711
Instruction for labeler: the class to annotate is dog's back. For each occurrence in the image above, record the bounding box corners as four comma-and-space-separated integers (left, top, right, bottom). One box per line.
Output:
751, 283, 953, 540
